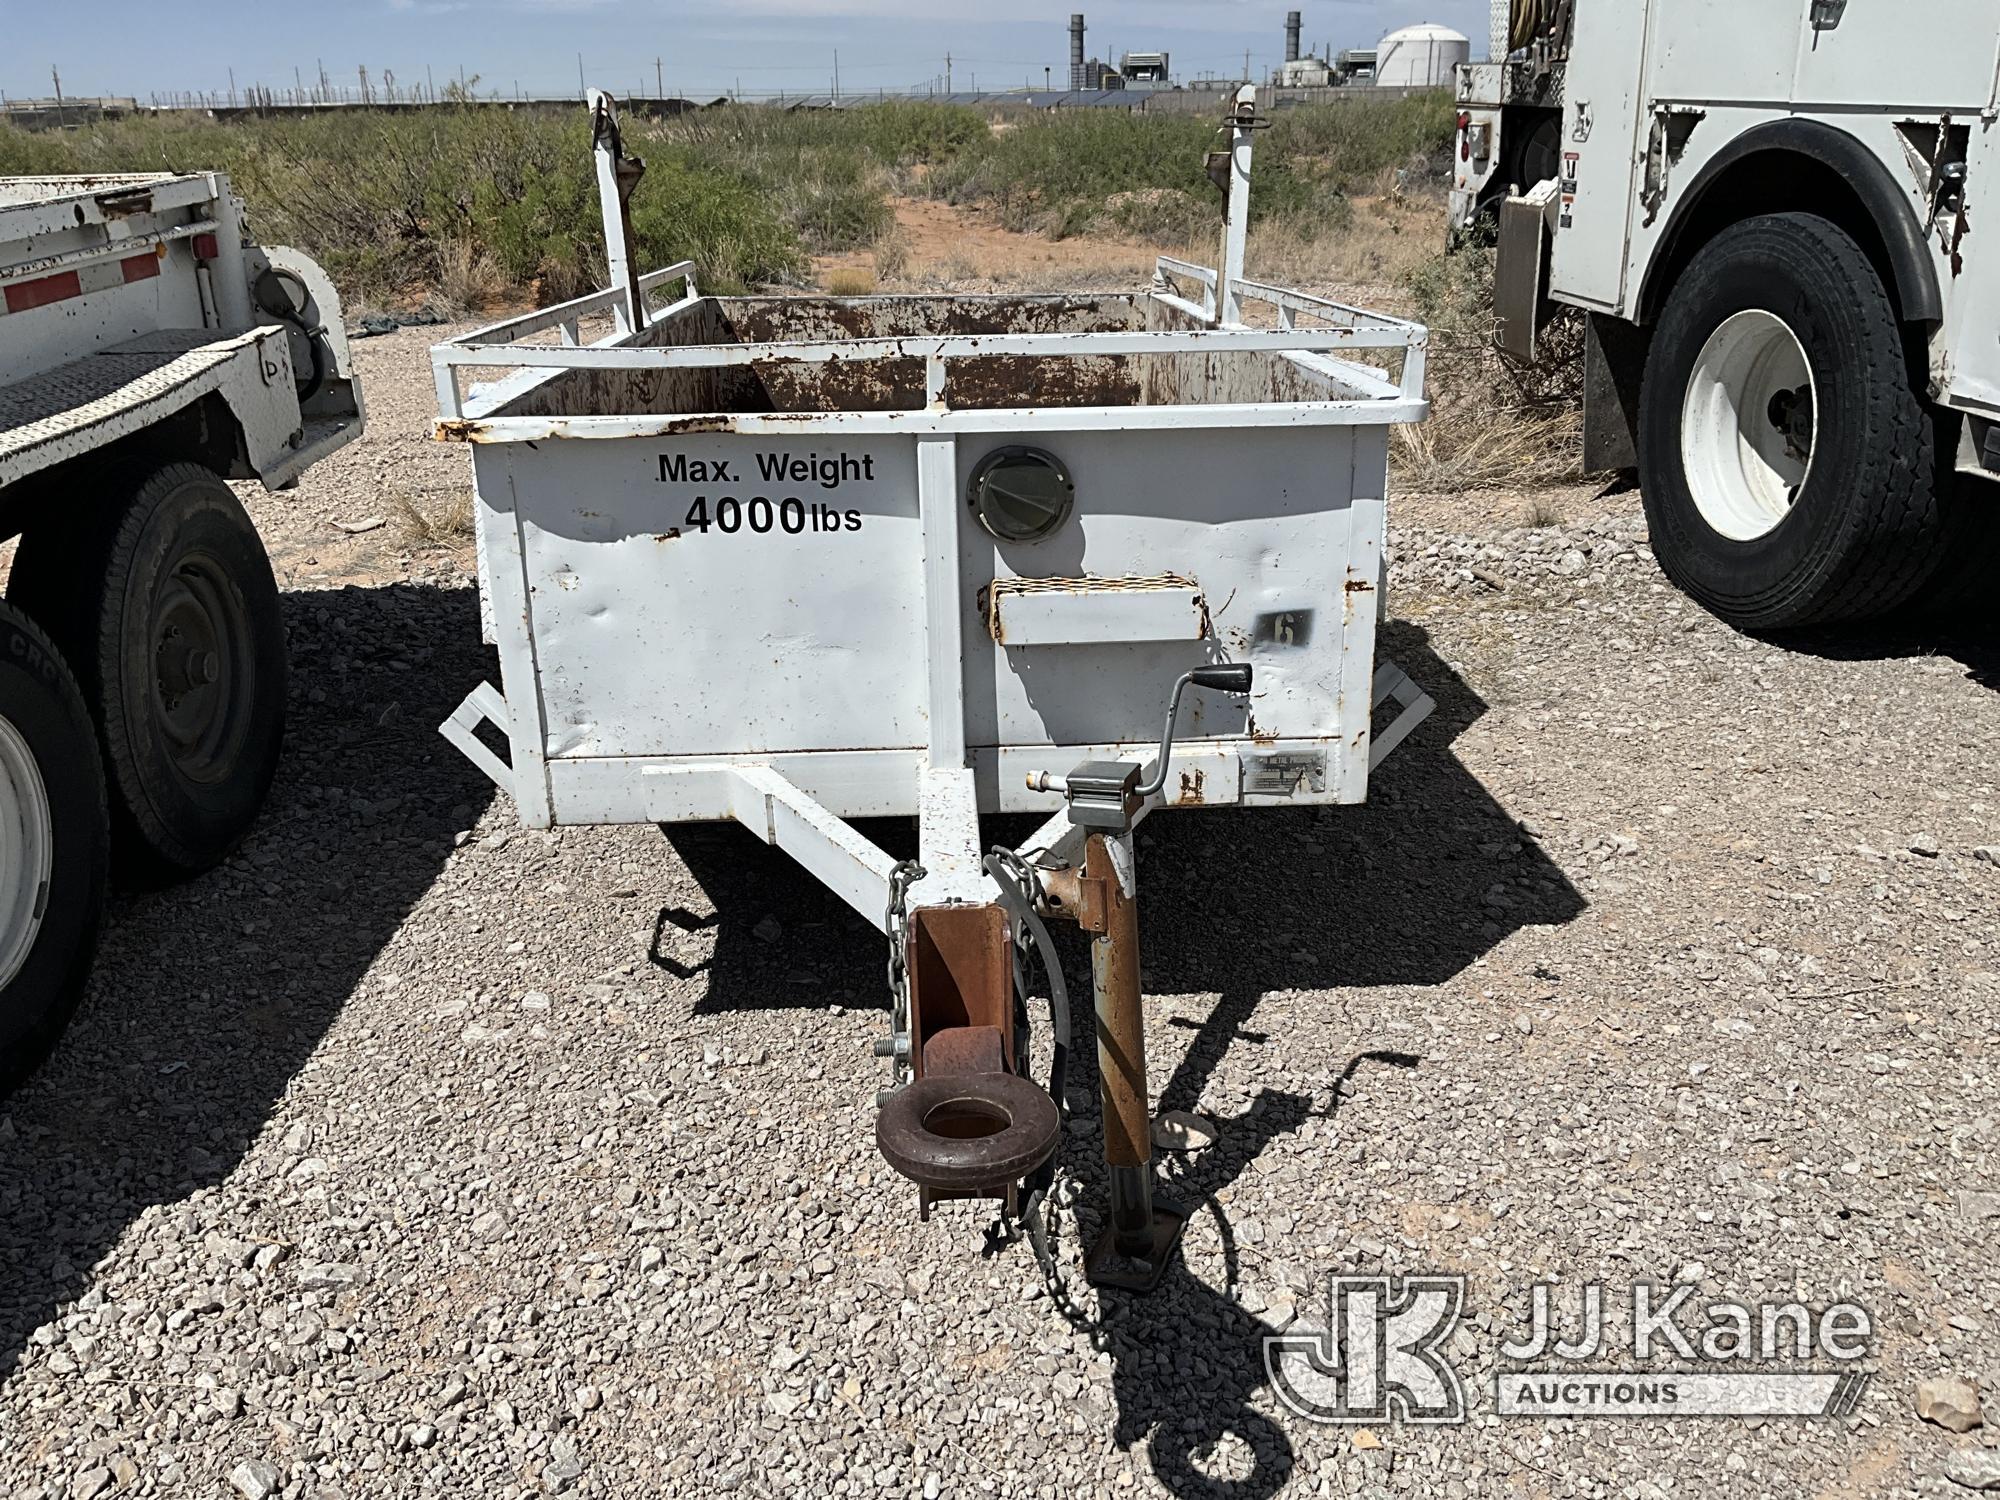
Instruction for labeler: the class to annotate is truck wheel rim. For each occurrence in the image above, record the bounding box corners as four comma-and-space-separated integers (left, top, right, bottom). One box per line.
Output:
1680, 309, 1817, 542
151, 553, 251, 786
0, 715, 54, 992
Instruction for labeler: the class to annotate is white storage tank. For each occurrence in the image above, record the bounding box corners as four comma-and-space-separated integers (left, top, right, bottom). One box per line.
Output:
1374, 22, 1469, 87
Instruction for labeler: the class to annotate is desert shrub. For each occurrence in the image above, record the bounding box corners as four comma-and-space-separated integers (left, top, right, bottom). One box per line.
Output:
1396, 245, 1587, 488
0, 108, 807, 304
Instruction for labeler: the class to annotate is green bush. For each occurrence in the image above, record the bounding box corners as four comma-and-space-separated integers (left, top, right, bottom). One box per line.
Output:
0, 93, 1453, 302
0, 108, 809, 304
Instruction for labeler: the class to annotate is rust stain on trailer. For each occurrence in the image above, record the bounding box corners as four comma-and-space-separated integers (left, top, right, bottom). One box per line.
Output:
1176, 768, 1207, 805
1344, 577, 1375, 593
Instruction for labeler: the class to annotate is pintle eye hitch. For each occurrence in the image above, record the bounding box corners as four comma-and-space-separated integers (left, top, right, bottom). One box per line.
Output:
875, 665, 1253, 1293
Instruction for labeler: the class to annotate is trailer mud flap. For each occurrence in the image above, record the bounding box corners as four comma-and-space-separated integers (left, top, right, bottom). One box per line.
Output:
1495, 178, 1560, 363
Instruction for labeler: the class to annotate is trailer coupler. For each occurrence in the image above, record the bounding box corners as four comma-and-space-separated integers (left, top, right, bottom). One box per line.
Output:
869, 665, 1254, 1291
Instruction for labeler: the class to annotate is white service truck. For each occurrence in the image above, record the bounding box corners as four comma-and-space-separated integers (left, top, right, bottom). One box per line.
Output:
1453, 0, 1999, 629
0, 172, 362, 1090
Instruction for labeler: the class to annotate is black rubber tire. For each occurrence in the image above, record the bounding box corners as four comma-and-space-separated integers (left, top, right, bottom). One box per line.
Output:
1638, 212, 1953, 630
9, 463, 286, 877
0, 601, 108, 1096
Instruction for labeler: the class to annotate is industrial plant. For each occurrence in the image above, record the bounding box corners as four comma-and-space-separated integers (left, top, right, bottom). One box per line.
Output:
2, 7, 1469, 124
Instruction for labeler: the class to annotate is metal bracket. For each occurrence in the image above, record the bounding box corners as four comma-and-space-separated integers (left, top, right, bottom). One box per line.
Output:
1369, 660, 1435, 770
1809, 0, 1847, 31
439, 682, 515, 798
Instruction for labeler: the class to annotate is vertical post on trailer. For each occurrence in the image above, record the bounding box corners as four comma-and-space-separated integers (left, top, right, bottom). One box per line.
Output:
1218, 83, 1256, 326
1087, 832, 1155, 1250
588, 88, 646, 334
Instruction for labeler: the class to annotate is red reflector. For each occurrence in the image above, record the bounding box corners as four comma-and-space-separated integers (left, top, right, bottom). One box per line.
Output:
122, 252, 161, 284
1457, 112, 1471, 129
193, 233, 219, 260
4, 271, 83, 314
1462, 138, 1472, 162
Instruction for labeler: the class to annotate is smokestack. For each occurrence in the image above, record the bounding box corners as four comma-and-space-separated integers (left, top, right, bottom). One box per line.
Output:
1070, 14, 1086, 91
1285, 10, 1302, 63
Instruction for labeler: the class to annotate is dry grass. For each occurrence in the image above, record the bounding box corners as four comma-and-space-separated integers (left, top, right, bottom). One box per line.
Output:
871, 229, 910, 283
1521, 492, 1566, 528
434, 237, 508, 317
1389, 243, 1589, 493
1393, 409, 1585, 491
822, 267, 878, 296
389, 487, 475, 548
1231, 192, 1444, 295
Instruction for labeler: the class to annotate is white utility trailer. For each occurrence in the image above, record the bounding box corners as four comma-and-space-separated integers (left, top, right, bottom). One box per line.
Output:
434, 91, 1432, 1288
0, 172, 362, 1091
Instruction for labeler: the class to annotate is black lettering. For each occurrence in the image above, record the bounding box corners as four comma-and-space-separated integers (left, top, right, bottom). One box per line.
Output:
748, 497, 774, 533
755, 452, 785, 483
781, 497, 805, 534
717, 497, 741, 533
844, 509, 862, 531
684, 496, 710, 533
711, 461, 733, 482
660, 454, 688, 482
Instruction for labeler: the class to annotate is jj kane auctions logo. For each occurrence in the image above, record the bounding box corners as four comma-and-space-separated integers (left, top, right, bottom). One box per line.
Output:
1266, 1276, 1875, 1423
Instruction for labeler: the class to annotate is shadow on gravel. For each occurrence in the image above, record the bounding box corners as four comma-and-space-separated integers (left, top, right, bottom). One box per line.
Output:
0, 581, 495, 1384
653, 620, 1584, 1495
1032, 1024, 1424, 1499
1774, 616, 2000, 694
661, 619, 1585, 1010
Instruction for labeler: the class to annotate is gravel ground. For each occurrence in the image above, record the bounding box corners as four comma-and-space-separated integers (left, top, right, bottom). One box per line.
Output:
3, 327, 1998, 1500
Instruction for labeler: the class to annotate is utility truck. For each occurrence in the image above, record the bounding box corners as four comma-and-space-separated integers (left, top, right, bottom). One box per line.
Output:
0, 172, 363, 1090
1453, 0, 1999, 628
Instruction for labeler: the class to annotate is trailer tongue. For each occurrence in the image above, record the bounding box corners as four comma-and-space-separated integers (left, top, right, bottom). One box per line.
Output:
434, 90, 1435, 1289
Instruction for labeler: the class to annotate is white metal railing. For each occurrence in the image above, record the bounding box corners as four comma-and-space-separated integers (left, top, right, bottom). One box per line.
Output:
433, 267, 1427, 426
1152, 255, 1218, 320
433, 260, 697, 419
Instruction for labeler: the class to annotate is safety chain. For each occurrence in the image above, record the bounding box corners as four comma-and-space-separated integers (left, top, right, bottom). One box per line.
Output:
879, 859, 927, 1096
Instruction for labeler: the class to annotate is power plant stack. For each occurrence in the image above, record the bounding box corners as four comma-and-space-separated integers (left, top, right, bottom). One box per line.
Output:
1070, 14, 1086, 91
1285, 11, 1302, 63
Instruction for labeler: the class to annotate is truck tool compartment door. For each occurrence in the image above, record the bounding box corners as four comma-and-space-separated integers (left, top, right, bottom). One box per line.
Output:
1546, 0, 1653, 311
1792, 1, 1996, 110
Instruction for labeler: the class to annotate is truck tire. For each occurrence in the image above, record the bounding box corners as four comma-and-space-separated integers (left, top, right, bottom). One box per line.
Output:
0, 601, 108, 1095
8, 463, 286, 876
1637, 212, 1952, 629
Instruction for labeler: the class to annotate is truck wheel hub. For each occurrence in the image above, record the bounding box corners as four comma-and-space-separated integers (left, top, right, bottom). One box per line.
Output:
1681, 309, 1819, 542
0, 715, 55, 991
150, 556, 249, 784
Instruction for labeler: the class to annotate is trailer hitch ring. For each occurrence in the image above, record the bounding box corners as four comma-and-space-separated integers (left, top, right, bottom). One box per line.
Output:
875, 1073, 1061, 1193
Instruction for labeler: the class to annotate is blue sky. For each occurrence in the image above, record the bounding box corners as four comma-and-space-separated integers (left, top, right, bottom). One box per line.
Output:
5, 0, 1491, 103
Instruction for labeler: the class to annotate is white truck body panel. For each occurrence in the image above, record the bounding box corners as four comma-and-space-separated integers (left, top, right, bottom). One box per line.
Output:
0, 172, 363, 497
1543, 0, 1999, 425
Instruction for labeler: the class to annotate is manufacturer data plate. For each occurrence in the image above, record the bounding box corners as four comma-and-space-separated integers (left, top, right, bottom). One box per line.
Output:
1245, 751, 1327, 797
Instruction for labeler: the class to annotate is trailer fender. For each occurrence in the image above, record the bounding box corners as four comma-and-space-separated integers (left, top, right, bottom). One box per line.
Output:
1640, 118, 1944, 328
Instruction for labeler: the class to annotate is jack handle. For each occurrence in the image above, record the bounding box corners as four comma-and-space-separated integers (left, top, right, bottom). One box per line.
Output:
1133, 663, 1252, 800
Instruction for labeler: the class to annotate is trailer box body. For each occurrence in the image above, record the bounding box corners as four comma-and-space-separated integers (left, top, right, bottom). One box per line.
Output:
437, 277, 1430, 831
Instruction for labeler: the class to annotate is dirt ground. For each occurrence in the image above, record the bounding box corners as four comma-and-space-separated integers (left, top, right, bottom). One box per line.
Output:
2, 227, 1998, 1500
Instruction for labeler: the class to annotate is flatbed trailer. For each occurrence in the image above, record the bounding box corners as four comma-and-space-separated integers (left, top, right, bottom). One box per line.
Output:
0, 171, 362, 1091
